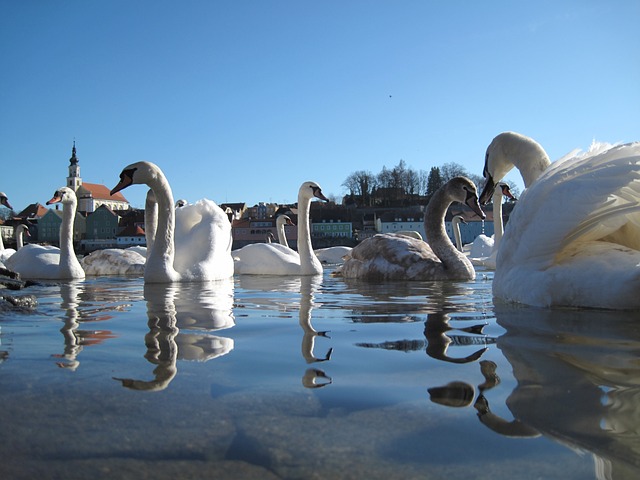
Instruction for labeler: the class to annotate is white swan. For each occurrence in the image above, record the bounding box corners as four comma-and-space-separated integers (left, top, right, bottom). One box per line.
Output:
468, 183, 516, 268
110, 161, 234, 283
233, 181, 329, 275
337, 177, 486, 281
276, 214, 294, 247
0, 224, 30, 265
6, 187, 85, 280
481, 134, 640, 309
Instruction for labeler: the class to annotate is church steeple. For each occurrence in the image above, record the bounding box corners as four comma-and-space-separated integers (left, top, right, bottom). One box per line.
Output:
67, 141, 82, 191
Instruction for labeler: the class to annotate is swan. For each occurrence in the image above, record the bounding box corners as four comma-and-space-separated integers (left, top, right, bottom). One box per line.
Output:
276, 214, 294, 247
481, 134, 640, 309
0, 224, 30, 265
5, 187, 85, 280
468, 183, 516, 268
451, 215, 467, 252
80, 248, 146, 276
337, 177, 486, 281
233, 181, 329, 275
110, 161, 234, 283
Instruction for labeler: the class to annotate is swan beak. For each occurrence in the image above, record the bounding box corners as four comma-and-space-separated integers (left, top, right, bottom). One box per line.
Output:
110, 171, 134, 195
313, 186, 329, 202
465, 193, 486, 220
46, 191, 63, 205
478, 177, 496, 205
0, 197, 13, 210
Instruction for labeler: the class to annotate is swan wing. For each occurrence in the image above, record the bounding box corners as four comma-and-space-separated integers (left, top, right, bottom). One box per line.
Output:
494, 142, 640, 308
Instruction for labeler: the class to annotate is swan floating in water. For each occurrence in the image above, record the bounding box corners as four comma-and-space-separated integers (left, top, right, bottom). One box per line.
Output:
337, 177, 486, 281
233, 182, 329, 275
451, 215, 467, 252
81, 248, 146, 276
6, 187, 85, 280
481, 132, 640, 309
110, 161, 234, 283
0, 224, 30, 265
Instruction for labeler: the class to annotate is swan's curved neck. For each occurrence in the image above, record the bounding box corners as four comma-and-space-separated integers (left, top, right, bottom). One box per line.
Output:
16, 227, 24, 249
425, 194, 471, 273
146, 171, 179, 281
297, 194, 322, 275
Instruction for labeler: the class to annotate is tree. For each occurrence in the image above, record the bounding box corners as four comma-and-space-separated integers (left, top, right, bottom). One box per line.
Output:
426, 167, 443, 202
342, 170, 376, 206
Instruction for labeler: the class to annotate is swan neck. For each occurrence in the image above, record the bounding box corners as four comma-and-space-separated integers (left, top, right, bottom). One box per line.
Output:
59, 199, 76, 257
277, 221, 288, 247
146, 172, 178, 281
492, 192, 504, 249
297, 193, 321, 274
425, 192, 470, 271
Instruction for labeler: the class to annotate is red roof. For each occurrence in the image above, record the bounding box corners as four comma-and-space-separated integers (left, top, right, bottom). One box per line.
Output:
116, 224, 145, 237
79, 182, 128, 202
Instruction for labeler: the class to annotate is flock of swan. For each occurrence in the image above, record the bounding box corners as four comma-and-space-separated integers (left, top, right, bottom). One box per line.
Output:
1, 132, 639, 310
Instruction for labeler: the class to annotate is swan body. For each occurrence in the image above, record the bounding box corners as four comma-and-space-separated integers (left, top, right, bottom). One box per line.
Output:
233, 182, 329, 275
110, 161, 234, 283
484, 136, 640, 309
337, 177, 486, 281
81, 248, 146, 275
6, 188, 85, 280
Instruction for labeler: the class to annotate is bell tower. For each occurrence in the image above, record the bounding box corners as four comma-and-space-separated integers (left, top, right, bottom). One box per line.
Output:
67, 141, 82, 191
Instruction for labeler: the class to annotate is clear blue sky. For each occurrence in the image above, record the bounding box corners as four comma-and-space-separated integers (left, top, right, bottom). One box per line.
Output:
1, 0, 638, 212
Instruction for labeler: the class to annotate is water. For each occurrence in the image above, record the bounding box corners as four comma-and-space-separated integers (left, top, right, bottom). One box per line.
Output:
1, 267, 639, 479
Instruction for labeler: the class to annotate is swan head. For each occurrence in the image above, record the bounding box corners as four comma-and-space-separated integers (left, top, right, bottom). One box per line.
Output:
479, 131, 549, 205
447, 177, 485, 220
276, 214, 294, 227
0, 192, 13, 210
111, 161, 161, 195
175, 199, 188, 208
498, 183, 517, 201
299, 181, 329, 202
46, 187, 77, 206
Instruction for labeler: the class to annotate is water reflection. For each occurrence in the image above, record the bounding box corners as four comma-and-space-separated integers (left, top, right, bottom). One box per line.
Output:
351, 280, 494, 363
299, 275, 332, 388
114, 281, 235, 391
431, 304, 640, 478
493, 305, 640, 478
54, 281, 118, 370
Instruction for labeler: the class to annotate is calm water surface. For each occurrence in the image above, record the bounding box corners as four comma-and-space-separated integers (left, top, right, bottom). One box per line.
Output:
1, 267, 639, 479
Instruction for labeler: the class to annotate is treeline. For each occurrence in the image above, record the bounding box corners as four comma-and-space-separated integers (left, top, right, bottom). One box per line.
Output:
342, 159, 485, 207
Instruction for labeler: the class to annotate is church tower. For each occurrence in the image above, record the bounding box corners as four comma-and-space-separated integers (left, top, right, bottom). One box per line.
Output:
67, 141, 82, 191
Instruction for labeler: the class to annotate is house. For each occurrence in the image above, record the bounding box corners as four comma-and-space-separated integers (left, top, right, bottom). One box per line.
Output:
82, 204, 120, 252
115, 224, 146, 248
376, 209, 426, 239
37, 207, 86, 246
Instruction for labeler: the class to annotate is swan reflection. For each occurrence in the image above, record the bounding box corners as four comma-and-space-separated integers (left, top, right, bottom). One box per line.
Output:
54, 281, 117, 370
431, 304, 640, 478
299, 275, 332, 388
114, 281, 234, 391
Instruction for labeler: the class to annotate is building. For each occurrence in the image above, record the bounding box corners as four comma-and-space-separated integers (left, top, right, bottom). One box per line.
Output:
82, 204, 120, 251
66, 142, 130, 213
115, 224, 146, 248
37, 207, 86, 246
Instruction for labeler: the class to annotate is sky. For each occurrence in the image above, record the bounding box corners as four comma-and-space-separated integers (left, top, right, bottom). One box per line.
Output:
1, 0, 638, 213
